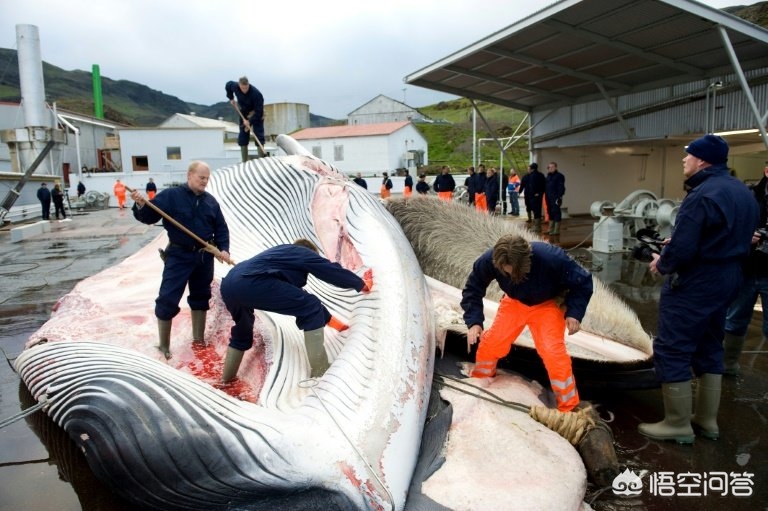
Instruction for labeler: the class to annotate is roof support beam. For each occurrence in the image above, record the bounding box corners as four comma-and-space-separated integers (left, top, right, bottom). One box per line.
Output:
484, 46, 630, 94
469, 98, 517, 172
545, 19, 706, 78
443, 64, 570, 103
717, 25, 768, 151
595, 83, 633, 139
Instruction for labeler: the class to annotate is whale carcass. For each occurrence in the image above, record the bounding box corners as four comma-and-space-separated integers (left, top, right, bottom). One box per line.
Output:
14, 138, 435, 510
14, 136, 600, 510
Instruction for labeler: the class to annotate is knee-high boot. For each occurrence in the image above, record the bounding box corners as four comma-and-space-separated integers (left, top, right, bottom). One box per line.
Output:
240, 145, 249, 162
533, 218, 542, 233
191, 310, 206, 344
157, 319, 172, 360
691, 373, 722, 440
723, 332, 745, 376
304, 328, 329, 378
222, 347, 245, 383
638, 381, 694, 444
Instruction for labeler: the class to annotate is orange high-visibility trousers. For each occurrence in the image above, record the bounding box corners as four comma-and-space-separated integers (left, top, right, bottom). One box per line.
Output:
380, 185, 391, 199
404, 186, 412, 197
471, 295, 579, 412
475, 192, 487, 212
438, 191, 452, 202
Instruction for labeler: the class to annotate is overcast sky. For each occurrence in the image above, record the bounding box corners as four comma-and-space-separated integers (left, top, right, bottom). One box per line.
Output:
0, 0, 758, 119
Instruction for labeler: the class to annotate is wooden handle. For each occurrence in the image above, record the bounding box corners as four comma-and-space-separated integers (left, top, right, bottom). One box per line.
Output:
126, 185, 234, 265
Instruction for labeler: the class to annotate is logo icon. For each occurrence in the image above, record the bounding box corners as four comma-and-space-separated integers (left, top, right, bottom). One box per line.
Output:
612, 468, 643, 496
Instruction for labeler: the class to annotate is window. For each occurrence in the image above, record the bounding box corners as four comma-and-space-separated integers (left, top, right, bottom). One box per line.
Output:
132, 156, 149, 171
166, 146, 182, 160
312, 146, 322, 158
334, 145, 344, 161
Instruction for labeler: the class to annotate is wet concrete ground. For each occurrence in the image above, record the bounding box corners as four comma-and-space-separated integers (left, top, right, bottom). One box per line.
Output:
0, 208, 765, 510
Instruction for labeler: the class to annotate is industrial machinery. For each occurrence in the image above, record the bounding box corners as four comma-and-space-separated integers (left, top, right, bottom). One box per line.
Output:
590, 190, 679, 254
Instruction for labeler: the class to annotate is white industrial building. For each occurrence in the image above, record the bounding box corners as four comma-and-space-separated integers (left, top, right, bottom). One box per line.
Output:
348, 95, 431, 125
290, 121, 428, 175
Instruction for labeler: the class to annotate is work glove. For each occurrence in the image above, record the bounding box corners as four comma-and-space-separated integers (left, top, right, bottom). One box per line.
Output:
327, 315, 349, 332
361, 268, 374, 294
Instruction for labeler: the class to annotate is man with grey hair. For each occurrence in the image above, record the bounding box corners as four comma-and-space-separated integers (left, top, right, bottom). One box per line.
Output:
226, 76, 265, 161
130, 161, 232, 359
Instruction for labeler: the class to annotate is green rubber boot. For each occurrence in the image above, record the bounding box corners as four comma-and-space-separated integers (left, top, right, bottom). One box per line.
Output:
304, 328, 329, 378
240, 145, 249, 162
691, 373, 722, 440
191, 309, 207, 344
550, 221, 560, 235
157, 319, 172, 360
723, 333, 745, 376
638, 381, 694, 444
222, 347, 245, 383
533, 218, 542, 233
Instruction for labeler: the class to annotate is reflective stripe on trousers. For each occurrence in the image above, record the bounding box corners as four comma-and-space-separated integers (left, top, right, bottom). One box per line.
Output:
474, 295, 579, 412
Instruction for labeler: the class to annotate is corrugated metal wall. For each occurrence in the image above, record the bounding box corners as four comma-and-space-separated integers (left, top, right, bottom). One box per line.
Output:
532, 68, 768, 148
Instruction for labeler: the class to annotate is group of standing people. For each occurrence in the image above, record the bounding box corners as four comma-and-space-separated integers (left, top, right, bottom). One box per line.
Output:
519, 162, 565, 235
36, 182, 67, 220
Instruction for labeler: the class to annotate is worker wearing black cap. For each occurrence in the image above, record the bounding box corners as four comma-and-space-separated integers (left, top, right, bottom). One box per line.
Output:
638, 134, 759, 444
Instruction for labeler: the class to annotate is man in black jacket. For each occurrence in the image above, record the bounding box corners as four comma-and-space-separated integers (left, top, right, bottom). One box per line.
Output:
226, 76, 265, 161
37, 182, 51, 220
522, 163, 545, 232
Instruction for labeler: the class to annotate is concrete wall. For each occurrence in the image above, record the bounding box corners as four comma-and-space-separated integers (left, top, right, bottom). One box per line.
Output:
532, 142, 768, 216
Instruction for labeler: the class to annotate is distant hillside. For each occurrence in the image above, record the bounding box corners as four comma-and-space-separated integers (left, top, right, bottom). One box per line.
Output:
0, 48, 337, 127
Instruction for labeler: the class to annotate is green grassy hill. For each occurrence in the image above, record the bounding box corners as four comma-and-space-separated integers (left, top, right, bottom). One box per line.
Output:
415, 99, 530, 173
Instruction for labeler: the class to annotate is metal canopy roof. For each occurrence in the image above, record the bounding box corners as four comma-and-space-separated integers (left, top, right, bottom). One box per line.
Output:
405, 0, 768, 113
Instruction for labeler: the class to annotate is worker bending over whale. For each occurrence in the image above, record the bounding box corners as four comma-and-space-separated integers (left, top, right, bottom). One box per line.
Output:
220, 239, 372, 381
461, 234, 593, 412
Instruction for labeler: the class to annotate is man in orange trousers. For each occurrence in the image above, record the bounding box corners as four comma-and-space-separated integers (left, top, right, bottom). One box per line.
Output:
461, 234, 593, 412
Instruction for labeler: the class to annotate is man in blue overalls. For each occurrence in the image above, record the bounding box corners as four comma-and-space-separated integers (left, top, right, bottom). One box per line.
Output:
638, 135, 759, 443
130, 161, 231, 359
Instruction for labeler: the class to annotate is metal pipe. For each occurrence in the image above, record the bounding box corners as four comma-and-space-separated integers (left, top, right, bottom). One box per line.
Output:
16, 25, 47, 128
